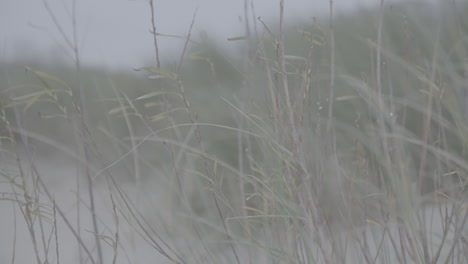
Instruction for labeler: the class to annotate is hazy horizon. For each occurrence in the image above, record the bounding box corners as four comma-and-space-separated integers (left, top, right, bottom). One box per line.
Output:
1, 0, 415, 70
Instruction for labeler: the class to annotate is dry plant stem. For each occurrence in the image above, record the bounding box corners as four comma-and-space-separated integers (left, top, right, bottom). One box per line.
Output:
4, 102, 90, 262
278, 0, 300, 158
75, 117, 184, 263
418, 19, 441, 264
53, 199, 60, 264
107, 185, 119, 264
432, 205, 456, 263
136, 25, 208, 264
262, 43, 282, 141
11, 200, 18, 263
147, 0, 187, 232
465, 58, 468, 122
77, 39, 104, 264
11, 145, 41, 264
323, 4, 339, 256
111, 85, 141, 186
175, 11, 241, 264
149, 0, 161, 68
42, 1, 103, 262
450, 0, 468, 75
372, 219, 390, 264
132, 105, 186, 191
72, 1, 103, 261
169, 10, 218, 264
418, 17, 441, 195
298, 47, 313, 134
9, 100, 42, 264
449, 0, 468, 123
74, 103, 105, 263
278, 2, 314, 230
245, 0, 258, 191
107, 176, 185, 263
6, 107, 96, 264
176, 9, 197, 72
243, 0, 251, 37
237, 0, 253, 242
250, 0, 259, 39
81, 144, 175, 262
42, 0, 74, 57
445, 208, 468, 263
30, 156, 97, 264
326, 0, 336, 150
74, 131, 83, 264
22, 149, 48, 262
38, 214, 49, 264
151, 11, 192, 192
376, 0, 393, 177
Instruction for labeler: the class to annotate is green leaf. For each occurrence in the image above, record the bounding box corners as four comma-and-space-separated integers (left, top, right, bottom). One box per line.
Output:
108, 106, 129, 115
227, 36, 249, 41
24, 96, 39, 111
134, 67, 177, 80
258, 17, 276, 40
284, 55, 307, 61
41, 114, 68, 119
25, 67, 70, 91
33, 70, 67, 87
336, 95, 360, 101
149, 107, 187, 122
136, 91, 166, 100
136, 91, 180, 101
12, 89, 65, 101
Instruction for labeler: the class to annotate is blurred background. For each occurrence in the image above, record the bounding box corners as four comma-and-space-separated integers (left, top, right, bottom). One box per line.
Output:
1, 0, 408, 69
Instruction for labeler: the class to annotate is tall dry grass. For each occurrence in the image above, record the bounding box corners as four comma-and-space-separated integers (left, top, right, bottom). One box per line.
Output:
1, 0, 467, 263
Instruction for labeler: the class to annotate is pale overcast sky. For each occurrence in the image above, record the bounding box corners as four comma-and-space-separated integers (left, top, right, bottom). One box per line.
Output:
0, 0, 431, 70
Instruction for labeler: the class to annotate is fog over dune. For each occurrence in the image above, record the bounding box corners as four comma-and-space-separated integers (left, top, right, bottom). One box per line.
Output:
0, 0, 425, 70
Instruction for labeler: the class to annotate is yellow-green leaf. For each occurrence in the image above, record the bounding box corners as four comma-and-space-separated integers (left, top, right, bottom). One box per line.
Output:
135, 91, 179, 101
134, 67, 177, 80
227, 36, 249, 41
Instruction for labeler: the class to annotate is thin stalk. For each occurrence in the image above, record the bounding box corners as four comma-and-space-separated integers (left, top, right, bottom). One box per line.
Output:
6, 119, 96, 264
9, 97, 42, 264
376, 0, 393, 176
326, 0, 336, 154
149, 0, 161, 68
278, 0, 300, 158
418, 11, 442, 264
237, 0, 253, 244
110, 85, 141, 187
53, 199, 60, 264
175, 11, 241, 264
42, 0, 104, 262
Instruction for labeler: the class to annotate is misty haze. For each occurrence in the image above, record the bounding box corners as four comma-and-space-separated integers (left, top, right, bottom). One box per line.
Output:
1, 0, 467, 263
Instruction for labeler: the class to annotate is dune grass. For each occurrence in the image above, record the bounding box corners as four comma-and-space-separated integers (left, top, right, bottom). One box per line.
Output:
1, 0, 467, 263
